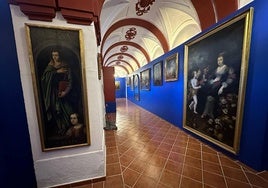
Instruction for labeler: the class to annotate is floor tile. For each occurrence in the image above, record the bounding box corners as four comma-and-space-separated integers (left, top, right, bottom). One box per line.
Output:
70, 98, 268, 188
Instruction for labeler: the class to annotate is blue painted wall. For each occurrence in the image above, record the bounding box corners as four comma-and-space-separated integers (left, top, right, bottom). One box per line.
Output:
127, 47, 184, 126
127, 2, 268, 171
0, 2, 37, 187
115, 77, 126, 98
239, 1, 268, 171
0, 1, 267, 186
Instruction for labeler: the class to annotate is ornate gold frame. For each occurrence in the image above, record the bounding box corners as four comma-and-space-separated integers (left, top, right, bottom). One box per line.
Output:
165, 53, 178, 82
183, 8, 253, 154
25, 24, 90, 151
140, 68, 151, 90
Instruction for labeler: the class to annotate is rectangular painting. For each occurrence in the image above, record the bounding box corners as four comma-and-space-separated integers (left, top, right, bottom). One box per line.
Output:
25, 24, 90, 151
130, 75, 134, 91
183, 8, 253, 154
165, 53, 178, 82
115, 81, 120, 90
134, 74, 140, 101
126, 76, 131, 87
153, 61, 163, 86
140, 68, 151, 90
97, 53, 102, 80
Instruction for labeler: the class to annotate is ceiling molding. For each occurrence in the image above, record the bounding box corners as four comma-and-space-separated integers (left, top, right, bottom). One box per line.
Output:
214, 0, 237, 21
191, 0, 237, 30
100, 18, 170, 55
103, 41, 151, 63
112, 65, 129, 74
8, 0, 104, 45
8, 0, 57, 21
106, 60, 134, 72
9, 0, 239, 77
104, 53, 141, 69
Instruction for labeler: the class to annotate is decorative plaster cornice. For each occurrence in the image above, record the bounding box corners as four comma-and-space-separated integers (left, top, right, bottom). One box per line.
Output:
8, 0, 104, 45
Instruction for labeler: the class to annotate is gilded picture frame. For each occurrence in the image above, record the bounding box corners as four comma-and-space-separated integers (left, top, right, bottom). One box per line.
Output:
130, 75, 134, 91
140, 68, 151, 90
115, 81, 120, 90
97, 53, 102, 80
126, 76, 131, 87
25, 24, 90, 151
183, 8, 253, 154
165, 53, 178, 82
153, 61, 163, 86
134, 74, 140, 101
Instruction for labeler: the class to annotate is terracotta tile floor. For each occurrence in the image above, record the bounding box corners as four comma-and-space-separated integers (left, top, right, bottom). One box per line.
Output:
75, 98, 268, 188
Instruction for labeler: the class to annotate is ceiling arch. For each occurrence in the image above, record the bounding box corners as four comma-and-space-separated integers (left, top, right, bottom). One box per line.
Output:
8, 0, 249, 78
103, 41, 151, 63
101, 18, 170, 55
104, 52, 141, 69
106, 60, 134, 72
112, 65, 129, 74
100, 0, 240, 77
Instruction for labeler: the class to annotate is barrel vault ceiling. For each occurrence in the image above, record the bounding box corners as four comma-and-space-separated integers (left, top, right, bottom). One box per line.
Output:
9, 0, 253, 78
100, 0, 250, 77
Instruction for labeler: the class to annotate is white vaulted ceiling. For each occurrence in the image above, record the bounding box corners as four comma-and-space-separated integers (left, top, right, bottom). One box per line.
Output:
9, 0, 253, 78
100, 0, 252, 77
100, 0, 201, 77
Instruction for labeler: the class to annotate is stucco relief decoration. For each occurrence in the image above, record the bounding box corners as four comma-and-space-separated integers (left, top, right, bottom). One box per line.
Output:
136, 0, 155, 16
116, 61, 121, 65
120, 45, 128, 53
125, 27, 137, 41
118, 55, 124, 60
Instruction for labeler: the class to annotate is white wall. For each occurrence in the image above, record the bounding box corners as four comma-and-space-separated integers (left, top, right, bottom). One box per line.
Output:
239, 0, 254, 8
10, 5, 106, 188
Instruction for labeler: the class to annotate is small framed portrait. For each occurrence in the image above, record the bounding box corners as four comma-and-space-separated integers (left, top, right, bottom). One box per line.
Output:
153, 61, 163, 86
130, 75, 134, 91
126, 76, 131, 87
115, 81, 120, 90
134, 74, 140, 101
140, 68, 151, 90
97, 53, 102, 80
165, 53, 178, 82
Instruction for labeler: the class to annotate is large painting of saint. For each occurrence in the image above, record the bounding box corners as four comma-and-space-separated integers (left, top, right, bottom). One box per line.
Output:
183, 8, 253, 154
25, 24, 90, 151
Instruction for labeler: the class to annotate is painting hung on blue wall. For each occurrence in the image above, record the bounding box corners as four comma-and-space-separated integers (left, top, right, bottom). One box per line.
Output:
153, 61, 163, 86
25, 24, 91, 151
130, 75, 134, 91
165, 53, 178, 82
126, 76, 131, 87
140, 68, 151, 90
183, 8, 253, 154
115, 81, 120, 90
134, 74, 140, 101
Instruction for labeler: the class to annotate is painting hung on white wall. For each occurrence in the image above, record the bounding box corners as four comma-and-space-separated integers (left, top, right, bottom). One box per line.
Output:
183, 8, 253, 154
25, 24, 90, 151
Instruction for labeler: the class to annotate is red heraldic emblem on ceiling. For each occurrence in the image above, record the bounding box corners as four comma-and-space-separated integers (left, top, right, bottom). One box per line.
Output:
120, 45, 128, 53
136, 0, 155, 16
117, 55, 124, 60
125, 27, 137, 41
